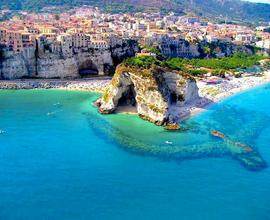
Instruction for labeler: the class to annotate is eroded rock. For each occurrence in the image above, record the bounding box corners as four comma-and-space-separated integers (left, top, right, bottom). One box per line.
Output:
96, 63, 200, 126
0, 38, 139, 79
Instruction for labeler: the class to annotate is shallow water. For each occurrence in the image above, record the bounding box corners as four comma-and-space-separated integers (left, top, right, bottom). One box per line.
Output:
0, 86, 270, 220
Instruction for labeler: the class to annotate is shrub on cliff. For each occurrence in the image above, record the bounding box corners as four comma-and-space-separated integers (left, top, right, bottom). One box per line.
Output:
187, 69, 208, 76
211, 69, 227, 78
121, 54, 266, 77
123, 56, 161, 68
188, 53, 264, 70
162, 58, 185, 71
141, 45, 162, 56
164, 53, 265, 71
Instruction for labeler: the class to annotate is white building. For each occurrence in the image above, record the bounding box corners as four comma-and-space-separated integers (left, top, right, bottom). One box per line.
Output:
256, 40, 270, 49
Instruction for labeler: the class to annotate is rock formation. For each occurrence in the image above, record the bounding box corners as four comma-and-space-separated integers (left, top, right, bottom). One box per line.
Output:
0, 38, 139, 79
96, 63, 199, 127
147, 37, 256, 59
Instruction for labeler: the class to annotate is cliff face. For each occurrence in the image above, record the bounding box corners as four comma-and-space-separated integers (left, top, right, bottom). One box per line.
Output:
1, 48, 36, 79
36, 49, 113, 78
0, 39, 139, 79
110, 39, 140, 65
96, 64, 199, 126
1, 53, 29, 79
156, 39, 255, 59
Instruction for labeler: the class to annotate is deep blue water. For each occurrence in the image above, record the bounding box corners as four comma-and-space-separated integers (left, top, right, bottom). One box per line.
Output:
0, 85, 270, 220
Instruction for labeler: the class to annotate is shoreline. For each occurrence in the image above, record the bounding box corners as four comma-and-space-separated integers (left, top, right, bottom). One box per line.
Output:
0, 77, 111, 93
116, 70, 270, 122
1, 71, 270, 122
178, 70, 270, 121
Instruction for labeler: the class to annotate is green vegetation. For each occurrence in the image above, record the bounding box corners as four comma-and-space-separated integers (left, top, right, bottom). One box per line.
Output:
141, 45, 162, 56
164, 53, 264, 71
0, 0, 157, 13
202, 46, 211, 56
122, 53, 266, 77
123, 56, 161, 69
162, 58, 185, 71
266, 61, 270, 68
187, 69, 208, 76
211, 69, 226, 78
0, 0, 269, 22
103, 3, 145, 14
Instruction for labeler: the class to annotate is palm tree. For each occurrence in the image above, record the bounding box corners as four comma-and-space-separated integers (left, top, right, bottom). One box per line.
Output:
203, 46, 211, 58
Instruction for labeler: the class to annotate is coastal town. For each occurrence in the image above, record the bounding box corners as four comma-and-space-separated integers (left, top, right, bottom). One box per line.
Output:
0, 5, 270, 126
2, 1, 270, 219
0, 6, 270, 56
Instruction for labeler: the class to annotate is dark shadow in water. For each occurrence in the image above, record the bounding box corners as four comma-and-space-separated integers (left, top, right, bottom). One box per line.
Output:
264, 84, 270, 90
82, 103, 269, 171
184, 104, 270, 145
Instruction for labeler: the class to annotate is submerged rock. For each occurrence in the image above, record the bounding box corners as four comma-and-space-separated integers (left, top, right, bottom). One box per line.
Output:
210, 129, 267, 170
211, 130, 254, 153
164, 123, 181, 131
96, 63, 200, 127
211, 130, 225, 139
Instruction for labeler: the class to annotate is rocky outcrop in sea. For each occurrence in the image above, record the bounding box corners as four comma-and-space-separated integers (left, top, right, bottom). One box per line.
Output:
96, 63, 199, 127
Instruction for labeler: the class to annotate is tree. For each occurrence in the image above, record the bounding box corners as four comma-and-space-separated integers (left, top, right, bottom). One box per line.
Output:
203, 46, 211, 58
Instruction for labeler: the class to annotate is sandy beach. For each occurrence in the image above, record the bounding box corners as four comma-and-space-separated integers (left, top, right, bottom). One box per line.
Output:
0, 77, 111, 93
1, 71, 270, 121
177, 70, 270, 121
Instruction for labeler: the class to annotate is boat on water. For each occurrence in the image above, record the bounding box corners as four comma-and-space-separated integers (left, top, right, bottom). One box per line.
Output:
53, 102, 61, 106
0, 130, 6, 135
47, 112, 56, 116
165, 141, 173, 145
47, 109, 63, 116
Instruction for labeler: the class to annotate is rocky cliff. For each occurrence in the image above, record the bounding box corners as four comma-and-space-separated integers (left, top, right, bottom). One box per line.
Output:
153, 39, 256, 59
96, 63, 199, 127
36, 49, 114, 78
0, 47, 36, 79
0, 39, 139, 79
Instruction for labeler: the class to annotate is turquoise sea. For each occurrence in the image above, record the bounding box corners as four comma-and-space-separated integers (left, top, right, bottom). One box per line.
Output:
0, 84, 270, 220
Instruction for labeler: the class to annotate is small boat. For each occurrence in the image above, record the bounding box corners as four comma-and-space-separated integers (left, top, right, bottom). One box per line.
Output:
47, 111, 56, 116
47, 109, 63, 116
53, 102, 62, 107
0, 130, 6, 135
165, 141, 173, 145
